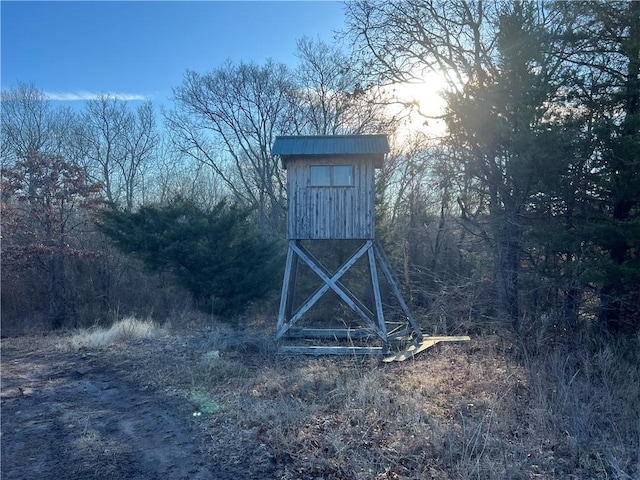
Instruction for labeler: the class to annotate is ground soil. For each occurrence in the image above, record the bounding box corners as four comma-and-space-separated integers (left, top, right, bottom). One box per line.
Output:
1, 332, 275, 480
5, 325, 636, 480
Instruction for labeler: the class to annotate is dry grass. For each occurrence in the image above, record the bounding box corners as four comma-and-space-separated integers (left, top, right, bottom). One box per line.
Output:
58, 317, 640, 479
67, 316, 163, 349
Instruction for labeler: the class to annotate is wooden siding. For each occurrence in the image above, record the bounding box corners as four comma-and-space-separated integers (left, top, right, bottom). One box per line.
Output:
287, 156, 376, 239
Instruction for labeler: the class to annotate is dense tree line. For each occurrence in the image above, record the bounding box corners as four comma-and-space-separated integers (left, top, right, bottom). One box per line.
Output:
2, 3, 638, 339
346, 0, 639, 336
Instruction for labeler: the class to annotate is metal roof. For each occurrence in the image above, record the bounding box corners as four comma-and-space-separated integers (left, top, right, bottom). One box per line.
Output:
271, 134, 390, 156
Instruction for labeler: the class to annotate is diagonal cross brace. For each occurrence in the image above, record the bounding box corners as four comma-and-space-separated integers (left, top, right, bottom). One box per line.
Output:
289, 240, 383, 336
295, 242, 376, 321
276, 240, 385, 340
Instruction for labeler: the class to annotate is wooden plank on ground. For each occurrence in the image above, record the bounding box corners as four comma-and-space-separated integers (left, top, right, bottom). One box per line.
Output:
382, 336, 471, 363
278, 345, 384, 355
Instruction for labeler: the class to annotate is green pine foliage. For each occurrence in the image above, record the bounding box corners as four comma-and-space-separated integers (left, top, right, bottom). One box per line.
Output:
98, 198, 284, 317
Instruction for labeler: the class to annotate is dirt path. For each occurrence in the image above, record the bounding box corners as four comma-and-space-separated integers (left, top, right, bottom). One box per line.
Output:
1, 334, 270, 480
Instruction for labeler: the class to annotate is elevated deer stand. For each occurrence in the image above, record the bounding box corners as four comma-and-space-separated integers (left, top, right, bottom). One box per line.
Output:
271, 135, 468, 359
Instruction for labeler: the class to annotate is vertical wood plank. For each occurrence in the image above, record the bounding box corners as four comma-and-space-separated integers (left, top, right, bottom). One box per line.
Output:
286, 156, 376, 240
368, 244, 387, 342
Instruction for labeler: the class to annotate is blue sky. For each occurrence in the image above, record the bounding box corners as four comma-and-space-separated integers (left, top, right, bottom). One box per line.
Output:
1, 1, 347, 106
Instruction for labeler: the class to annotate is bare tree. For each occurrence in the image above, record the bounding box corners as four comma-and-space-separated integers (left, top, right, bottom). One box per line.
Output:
166, 60, 299, 234
294, 37, 395, 135
1, 82, 79, 164
80, 95, 158, 210
146, 137, 224, 208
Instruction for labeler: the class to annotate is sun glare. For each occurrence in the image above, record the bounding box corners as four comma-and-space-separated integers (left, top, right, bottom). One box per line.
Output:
388, 70, 450, 138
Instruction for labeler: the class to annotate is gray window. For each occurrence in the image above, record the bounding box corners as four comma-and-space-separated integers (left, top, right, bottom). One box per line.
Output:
310, 165, 331, 186
310, 165, 353, 187
333, 166, 353, 186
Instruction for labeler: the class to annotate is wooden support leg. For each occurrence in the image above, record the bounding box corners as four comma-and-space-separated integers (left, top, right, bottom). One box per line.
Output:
374, 241, 423, 340
368, 243, 387, 351
276, 241, 295, 339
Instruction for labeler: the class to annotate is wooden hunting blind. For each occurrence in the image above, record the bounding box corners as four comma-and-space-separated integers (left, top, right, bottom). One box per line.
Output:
271, 134, 431, 356
277, 135, 386, 240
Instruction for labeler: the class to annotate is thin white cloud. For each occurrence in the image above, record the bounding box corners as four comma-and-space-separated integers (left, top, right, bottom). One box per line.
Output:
44, 91, 150, 101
